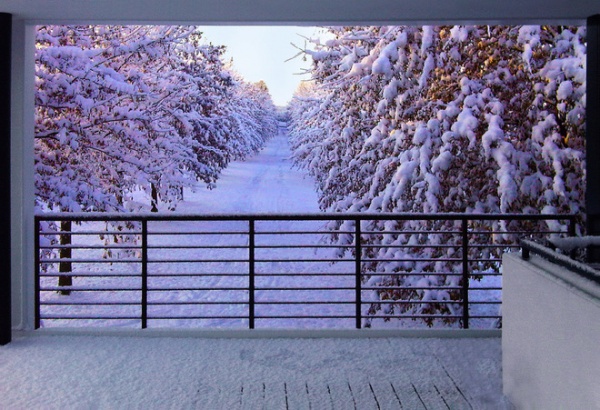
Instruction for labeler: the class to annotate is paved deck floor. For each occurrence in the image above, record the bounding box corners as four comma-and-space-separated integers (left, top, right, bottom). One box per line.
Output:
0, 334, 510, 409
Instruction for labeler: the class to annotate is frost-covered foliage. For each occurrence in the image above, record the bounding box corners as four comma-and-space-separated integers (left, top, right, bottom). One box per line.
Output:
35, 25, 277, 213
289, 26, 585, 325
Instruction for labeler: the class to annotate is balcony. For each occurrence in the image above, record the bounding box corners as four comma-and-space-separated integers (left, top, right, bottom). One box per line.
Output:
5, 212, 577, 408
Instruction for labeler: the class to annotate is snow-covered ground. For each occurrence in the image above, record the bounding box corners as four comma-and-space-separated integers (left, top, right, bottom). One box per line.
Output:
0, 334, 509, 409
175, 124, 321, 214
39, 128, 501, 329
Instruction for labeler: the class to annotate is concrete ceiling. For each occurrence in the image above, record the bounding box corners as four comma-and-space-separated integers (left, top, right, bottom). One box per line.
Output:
0, 0, 597, 25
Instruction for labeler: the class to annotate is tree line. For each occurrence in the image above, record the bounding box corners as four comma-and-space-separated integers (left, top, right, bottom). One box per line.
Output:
35, 25, 278, 213
288, 25, 585, 326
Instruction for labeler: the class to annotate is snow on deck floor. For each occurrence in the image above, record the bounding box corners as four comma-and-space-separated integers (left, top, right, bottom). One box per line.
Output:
0, 334, 511, 409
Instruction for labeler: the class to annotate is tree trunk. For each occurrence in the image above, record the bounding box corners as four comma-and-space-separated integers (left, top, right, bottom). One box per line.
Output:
58, 220, 72, 295
151, 183, 159, 213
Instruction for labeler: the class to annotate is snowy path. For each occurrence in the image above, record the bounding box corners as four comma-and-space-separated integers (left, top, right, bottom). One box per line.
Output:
176, 125, 320, 214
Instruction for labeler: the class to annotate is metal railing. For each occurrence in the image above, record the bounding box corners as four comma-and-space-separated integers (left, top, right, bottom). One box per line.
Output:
35, 213, 576, 330
521, 239, 600, 285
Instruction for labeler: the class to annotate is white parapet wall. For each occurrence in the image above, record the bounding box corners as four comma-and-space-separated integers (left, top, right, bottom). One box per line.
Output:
502, 252, 600, 409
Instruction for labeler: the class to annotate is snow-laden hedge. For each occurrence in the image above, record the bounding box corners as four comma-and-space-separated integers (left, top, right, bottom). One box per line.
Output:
35, 25, 278, 213
289, 26, 585, 326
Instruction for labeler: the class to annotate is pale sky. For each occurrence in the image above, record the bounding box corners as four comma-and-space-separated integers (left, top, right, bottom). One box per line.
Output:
198, 26, 319, 107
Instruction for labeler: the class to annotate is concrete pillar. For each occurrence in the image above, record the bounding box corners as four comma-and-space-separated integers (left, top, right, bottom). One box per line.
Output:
0, 12, 12, 346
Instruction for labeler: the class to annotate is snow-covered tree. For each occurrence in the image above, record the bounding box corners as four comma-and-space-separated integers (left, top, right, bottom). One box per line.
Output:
289, 25, 585, 326
35, 25, 277, 292
35, 25, 277, 213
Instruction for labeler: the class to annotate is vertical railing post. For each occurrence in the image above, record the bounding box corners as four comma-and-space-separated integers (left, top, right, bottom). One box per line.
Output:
568, 216, 577, 259
141, 219, 148, 329
568, 216, 576, 237
248, 219, 255, 329
34, 217, 41, 330
58, 220, 73, 295
461, 218, 470, 329
355, 218, 362, 329
586, 14, 600, 262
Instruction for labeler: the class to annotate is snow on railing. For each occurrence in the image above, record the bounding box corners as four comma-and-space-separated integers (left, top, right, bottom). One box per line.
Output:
521, 238, 600, 285
34, 213, 576, 330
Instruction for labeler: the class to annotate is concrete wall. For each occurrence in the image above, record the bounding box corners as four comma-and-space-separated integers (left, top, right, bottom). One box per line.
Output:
502, 252, 600, 409
11, 21, 35, 331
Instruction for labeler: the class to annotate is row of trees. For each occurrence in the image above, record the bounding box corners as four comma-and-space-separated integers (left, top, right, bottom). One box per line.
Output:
35, 26, 278, 293
288, 25, 586, 325
35, 25, 278, 213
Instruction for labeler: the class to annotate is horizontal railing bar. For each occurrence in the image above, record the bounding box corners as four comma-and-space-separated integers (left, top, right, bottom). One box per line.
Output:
361, 231, 462, 235
146, 316, 248, 320
469, 272, 503, 276
254, 244, 352, 249
147, 245, 249, 249
40, 288, 141, 292
255, 301, 354, 305
254, 315, 356, 319
36, 212, 576, 222
468, 287, 503, 290
40, 316, 142, 320
361, 300, 501, 304
254, 259, 354, 263
467, 244, 520, 249
40, 258, 404, 264
40, 259, 140, 264
39, 231, 142, 236
251, 259, 352, 263
255, 272, 502, 277
361, 244, 460, 249
149, 231, 247, 235
41, 285, 502, 292
148, 301, 353, 305
147, 287, 249, 291
255, 287, 355, 291
146, 273, 249, 277
366, 271, 460, 275
255, 231, 347, 235
253, 300, 496, 305
366, 272, 462, 276
147, 301, 249, 305
148, 259, 249, 263
40, 302, 140, 305
254, 272, 354, 276
363, 286, 461, 290
40, 245, 142, 250
468, 230, 568, 235
361, 230, 461, 235
362, 258, 462, 263
362, 314, 464, 319
361, 300, 460, 304
40, 273, 141, 278
38, 228, 567, 236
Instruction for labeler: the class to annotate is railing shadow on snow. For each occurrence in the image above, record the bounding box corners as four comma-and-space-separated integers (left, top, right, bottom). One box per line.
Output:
34, 213, 576, 330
